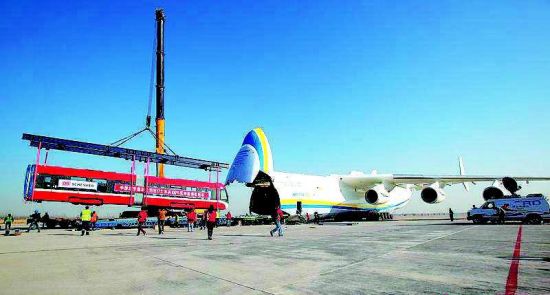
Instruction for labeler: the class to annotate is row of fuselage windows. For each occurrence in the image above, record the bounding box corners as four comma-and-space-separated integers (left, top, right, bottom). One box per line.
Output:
36, 175, 127, 194
35, 174, 216, 198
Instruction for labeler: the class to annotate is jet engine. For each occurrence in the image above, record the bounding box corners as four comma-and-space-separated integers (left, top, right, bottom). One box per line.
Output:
421, 183, 446, 204
482, 177, 520, 201
482, 186, 504, 200
365, 184, 390, 205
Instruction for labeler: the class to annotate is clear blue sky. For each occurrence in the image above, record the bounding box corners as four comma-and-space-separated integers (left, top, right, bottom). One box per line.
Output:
1, 1, 550, 217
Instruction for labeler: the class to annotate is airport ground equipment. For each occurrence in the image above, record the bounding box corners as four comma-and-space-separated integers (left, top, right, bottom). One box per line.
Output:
95, 217, 158, 229
234, 215, 273, 226
467, 194, 550, 224
154, 8, 166, 178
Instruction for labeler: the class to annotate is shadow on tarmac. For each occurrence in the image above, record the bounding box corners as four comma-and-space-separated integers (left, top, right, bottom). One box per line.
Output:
220, 234, 269, 238
103, 232, 142, 236
396, 222, 473, 226
149, 236, 186, 240
497, 256, 550, 262
397, 221, 529, 226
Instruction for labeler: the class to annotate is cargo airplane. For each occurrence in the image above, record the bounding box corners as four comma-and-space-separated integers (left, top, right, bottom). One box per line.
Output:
226, 128, 550, 220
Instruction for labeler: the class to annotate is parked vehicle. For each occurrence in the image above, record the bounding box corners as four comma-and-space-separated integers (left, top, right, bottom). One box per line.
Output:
467, 194, 550, 224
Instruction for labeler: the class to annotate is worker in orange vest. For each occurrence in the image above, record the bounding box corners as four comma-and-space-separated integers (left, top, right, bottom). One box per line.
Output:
158, 208, 167, 235
90, 211, 98, 231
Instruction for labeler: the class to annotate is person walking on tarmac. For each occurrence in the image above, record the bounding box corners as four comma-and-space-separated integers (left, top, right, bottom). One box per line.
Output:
27, 210, 41, 233
187, 209, 196, 232
42, 212, 50, 229
90, 211, 98, 231
4, 213, 14, 236
448, 208, 454, 222
270, 206, 284, 237
498, 204, 510, 224
200, 212, 207, 230
225, 211, 233, 227
157, 208, 167, 234
174, 213, 180, 228
137, 207, 148, 236
313, 211, 320, 225
80, 206, 92, 236
206, 206, 217, 240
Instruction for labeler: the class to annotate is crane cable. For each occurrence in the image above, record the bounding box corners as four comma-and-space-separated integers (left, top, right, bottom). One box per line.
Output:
109, 20, 178, 157
110, 128, 148, 147
110, 22, 157, 148
146, 128, 177, 156
145, 20, 156, 128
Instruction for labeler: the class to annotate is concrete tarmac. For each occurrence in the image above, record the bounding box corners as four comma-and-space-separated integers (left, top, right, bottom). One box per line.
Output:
0, 220, 548, 294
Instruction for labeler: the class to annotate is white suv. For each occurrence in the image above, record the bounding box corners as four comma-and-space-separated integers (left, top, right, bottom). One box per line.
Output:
467, 194, 550, 224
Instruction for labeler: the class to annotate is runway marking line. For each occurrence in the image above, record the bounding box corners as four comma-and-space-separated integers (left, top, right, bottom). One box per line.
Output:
276, 225, 479, 291
153, 256, 275, 295
505, 225, 522, 295
400, 225, 479, 250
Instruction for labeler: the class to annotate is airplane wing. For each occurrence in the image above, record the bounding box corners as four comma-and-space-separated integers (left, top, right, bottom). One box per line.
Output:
340, 157, 550, 191
340, 174, 550, 190
392, 175, 550, 186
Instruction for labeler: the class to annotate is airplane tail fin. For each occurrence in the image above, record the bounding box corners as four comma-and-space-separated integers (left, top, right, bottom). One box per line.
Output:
459, 156, 469, 191
225, 128, 274, 184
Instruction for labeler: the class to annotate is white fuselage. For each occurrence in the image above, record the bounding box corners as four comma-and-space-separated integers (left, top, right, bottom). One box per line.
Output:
271, 171, 412, 216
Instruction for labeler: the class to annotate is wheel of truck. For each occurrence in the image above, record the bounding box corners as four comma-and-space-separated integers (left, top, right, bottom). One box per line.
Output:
472, 216, 484, 224
46, 220, 57, 229
524, 215, 542, 225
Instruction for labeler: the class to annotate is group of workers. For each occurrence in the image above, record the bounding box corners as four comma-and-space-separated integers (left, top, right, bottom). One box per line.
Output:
304, 211, 321, 224
79, 206, 99, 236
4, 205, 283, 240
133, 206, 233, 240
1, 208, 99, 236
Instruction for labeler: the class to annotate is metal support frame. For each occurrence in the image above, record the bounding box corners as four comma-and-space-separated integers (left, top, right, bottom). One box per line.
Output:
22, 133, 228, 171
43, 150, 49, 166
31, 142, 42, 201
216, 164, 220, 212
130, 155, 136, 204
143, 158, 150, 205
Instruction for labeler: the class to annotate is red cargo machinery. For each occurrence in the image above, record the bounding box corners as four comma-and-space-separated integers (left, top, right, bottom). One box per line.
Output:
22, 135, 229, 210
